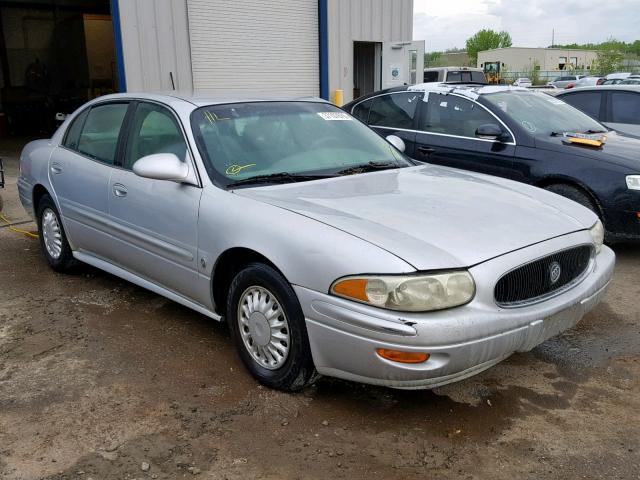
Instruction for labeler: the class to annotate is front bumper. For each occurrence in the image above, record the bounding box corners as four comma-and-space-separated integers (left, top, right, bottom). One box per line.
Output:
295, 231, 615, 389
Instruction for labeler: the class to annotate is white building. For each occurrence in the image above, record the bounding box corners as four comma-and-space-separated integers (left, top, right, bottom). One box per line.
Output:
478, 47, 599, 72
117, 0, 422, 104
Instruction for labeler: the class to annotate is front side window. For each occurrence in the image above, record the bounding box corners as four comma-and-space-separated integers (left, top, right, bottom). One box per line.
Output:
419, 93, 498, 138
368, 92, 422, 129
191, 102, 412, 188
483, 91, 606, 137
76, 103, 129, 165
610, 92, 640, 124
561, 91, 603, 119
124, 102, 188, 169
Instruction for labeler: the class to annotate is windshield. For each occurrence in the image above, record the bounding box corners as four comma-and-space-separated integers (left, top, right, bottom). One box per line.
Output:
191, 102, 412, 188
483, 91, 606, 137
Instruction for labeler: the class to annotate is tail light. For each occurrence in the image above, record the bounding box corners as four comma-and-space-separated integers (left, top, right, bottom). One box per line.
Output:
597, 78, 604, 85
566, 83, 575, 89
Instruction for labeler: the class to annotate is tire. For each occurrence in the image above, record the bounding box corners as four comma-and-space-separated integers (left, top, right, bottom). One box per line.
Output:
37, 194, 76, 272
545, 184, 598, 216
227, 262, 317, 391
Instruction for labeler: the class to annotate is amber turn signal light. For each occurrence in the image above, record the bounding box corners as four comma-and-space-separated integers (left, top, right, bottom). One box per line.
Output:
376, 348, 430, 364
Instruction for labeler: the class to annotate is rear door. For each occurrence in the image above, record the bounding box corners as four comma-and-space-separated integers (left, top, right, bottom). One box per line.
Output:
49, 101, 129, 255
366, 91, 423, 157
106, 101, 203, 299
413, 93, 516, 178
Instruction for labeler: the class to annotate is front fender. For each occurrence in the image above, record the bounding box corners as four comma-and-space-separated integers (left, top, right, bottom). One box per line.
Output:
197, 187, 415, 295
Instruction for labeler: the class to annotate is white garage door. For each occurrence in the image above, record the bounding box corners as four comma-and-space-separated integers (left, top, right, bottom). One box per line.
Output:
187, 0, 319, 96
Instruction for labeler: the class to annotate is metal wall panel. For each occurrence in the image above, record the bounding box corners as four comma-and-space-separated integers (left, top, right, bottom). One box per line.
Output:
327, 0, 414, 103
118, 0, 193, 92
187, 0, 319, 96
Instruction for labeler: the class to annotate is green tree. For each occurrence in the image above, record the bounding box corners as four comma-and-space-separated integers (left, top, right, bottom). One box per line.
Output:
593, 39, 625, 75
466, 29, 512, 65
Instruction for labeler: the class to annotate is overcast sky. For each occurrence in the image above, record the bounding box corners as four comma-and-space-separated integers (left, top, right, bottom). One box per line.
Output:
414, 0, 640, 52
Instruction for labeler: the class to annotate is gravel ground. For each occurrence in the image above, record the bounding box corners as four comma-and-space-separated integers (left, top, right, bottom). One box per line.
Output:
1, 139, 639, 479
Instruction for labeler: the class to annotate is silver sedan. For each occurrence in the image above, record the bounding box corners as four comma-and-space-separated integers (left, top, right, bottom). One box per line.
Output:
19, 93, 615, 391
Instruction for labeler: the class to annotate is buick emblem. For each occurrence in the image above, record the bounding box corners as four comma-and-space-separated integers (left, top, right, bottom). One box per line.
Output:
549, 261, 562, 284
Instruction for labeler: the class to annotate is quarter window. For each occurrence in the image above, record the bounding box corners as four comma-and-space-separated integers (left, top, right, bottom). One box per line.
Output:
610, 92, 640, 124
76, 103, 129, 165
419, 93, 498, 138
63, 109, 89, 150
562, 92, 602, 119
368, 92, 422, 129
123, 102, 188, 170
351, 98, 373, 123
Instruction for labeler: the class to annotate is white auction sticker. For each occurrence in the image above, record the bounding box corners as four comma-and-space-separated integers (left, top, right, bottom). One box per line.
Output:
317, 112, 353, 121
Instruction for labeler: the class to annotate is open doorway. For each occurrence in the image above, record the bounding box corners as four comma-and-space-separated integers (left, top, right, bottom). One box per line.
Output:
353, 41, 381, 100
0, 0, 116, 135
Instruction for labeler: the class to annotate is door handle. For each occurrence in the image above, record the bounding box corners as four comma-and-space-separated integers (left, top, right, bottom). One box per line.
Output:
417, 146, 436, 155
112, 184, 128, 198
50, 163, 62, 174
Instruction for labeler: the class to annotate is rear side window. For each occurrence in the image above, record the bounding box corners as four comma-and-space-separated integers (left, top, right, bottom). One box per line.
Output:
610, 92, 640, 124
351, 98, 373, 123
76, 103, 129, 165
562, 92, 603, 119
368, 92, 422, 129
63, 109, 89, 150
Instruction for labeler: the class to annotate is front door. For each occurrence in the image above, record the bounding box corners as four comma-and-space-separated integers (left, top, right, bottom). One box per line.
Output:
381, 40, 425, 89
49, 102, 129, 255
413, 93, 516, 179
106, 101, 202, 299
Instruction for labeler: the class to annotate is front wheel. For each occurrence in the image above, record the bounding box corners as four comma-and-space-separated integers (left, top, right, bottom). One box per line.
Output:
227, 263, 317, 391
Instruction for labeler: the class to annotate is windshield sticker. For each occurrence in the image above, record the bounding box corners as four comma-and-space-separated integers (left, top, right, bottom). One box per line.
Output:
521, 120, 537, 132
439, 101, 448, 107
317, 112, 353, 121
497, 101, 508, 112
226, 163, 256, 176
203, 111, 231, 124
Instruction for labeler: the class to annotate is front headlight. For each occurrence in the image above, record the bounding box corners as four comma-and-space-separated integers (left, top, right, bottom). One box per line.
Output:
589, 219, 604, 254
626, 175, 640, 190
330, 271, 475, 312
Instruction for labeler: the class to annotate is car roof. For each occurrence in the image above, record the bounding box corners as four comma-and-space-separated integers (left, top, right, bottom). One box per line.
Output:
87, 92, 329, 108
556, 85, 640, 94
407, 82, 529, 99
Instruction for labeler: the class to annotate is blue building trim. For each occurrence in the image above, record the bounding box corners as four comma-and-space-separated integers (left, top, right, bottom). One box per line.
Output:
318, 0, 329, 100
110, 0, 127, 92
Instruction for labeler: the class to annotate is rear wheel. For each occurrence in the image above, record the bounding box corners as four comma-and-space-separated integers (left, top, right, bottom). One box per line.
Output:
227, 262, 317, 391
37, 194, 76, 272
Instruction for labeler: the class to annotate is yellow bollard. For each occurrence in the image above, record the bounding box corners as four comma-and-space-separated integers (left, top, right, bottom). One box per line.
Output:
333, 89, 344, 107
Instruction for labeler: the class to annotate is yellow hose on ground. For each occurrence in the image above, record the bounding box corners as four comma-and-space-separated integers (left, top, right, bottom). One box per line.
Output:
0, 212, 39, 239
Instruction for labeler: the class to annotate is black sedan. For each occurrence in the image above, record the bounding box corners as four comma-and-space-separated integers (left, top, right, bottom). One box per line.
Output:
343, 84, 640, 242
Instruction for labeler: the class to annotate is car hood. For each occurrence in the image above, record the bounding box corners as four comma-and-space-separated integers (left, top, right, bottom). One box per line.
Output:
235, 165, 596, 270
537, 131, 640, 169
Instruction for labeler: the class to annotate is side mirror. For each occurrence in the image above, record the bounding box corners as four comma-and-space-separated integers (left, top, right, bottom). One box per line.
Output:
476, 123, 507, 141
386, 135, 406, 153
132, 153, 196, 184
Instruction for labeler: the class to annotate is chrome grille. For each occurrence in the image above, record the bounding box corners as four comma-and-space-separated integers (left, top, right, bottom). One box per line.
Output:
494, 245, 593, 306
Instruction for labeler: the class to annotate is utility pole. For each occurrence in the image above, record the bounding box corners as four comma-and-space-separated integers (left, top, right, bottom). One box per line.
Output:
552, 29, 555, 47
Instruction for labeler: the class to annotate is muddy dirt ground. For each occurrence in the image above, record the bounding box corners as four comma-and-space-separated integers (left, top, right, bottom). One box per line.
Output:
1, 139, 639, 480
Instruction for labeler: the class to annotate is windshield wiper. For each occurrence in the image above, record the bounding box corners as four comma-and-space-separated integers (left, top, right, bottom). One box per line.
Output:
227, 172, 332, 188
336, 161, 400, 176
583, 129, 608, 134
